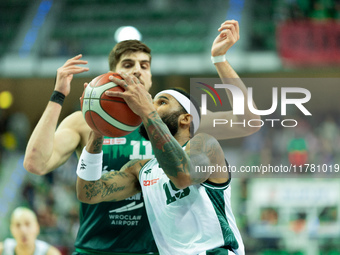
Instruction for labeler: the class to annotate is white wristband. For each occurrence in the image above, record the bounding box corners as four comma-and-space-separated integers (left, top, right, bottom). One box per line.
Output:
211, 55, 226, 64
76, 147, 103, 181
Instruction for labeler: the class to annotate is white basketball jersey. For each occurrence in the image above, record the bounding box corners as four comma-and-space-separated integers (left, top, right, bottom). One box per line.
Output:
2, 238, 50, 255
139, 158, 245, 255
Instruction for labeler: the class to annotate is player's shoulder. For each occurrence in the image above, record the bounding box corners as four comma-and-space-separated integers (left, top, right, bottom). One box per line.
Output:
46, 245, 61, 255
191, 132, 220, 145
188, 133, 224, 158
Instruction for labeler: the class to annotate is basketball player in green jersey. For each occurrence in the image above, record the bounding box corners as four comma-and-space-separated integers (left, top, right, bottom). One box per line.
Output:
24, 40, 157, 254
24, 20, 259, 254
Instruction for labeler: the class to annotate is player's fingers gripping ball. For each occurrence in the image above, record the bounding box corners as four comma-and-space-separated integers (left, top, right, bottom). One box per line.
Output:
80, 72, 142, 137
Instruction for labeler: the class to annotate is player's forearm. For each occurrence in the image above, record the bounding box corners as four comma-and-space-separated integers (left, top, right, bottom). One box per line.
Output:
76, 175, 128, 204
215, 61, 252, 109
215, 61, 261, 127
142, 111, 193, 189
85, 131, 104, 154
24, 102, 62, 175
76, 134, 140, 203
214, 60, 240, 80
77, 132, 121, 203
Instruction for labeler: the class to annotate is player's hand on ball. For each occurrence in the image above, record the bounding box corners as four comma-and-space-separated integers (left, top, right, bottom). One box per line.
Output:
55, 54, 89, 97
211, 20, 239, 57
80, 72, 142, 137
106, 72, 155, 117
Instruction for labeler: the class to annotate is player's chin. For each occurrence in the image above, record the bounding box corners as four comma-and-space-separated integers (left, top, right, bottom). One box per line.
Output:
20, 236, 29, 243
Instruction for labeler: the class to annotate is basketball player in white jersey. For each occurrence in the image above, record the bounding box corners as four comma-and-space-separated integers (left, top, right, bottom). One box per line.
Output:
0, 207, 61, 255
75, 72, 245, 254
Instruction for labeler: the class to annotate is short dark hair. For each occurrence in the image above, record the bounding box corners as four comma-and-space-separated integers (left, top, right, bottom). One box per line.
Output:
108, 40, 152, 71
169, 87, 201, 137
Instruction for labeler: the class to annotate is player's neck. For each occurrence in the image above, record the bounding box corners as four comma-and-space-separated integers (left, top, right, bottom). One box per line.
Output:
174, 131, 190, 147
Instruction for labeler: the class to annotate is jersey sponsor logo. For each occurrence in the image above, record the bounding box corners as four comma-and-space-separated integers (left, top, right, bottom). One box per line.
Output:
108, 202, 144, 226
125, 193, 142, 201
108, 213, 142, 226
103, 138, 127, 145
109, 201, 144, 213
143, 178, 159, 186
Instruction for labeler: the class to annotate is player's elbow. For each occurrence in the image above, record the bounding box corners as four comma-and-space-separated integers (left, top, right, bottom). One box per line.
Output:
23, 158, 46, 176
171, 174, 192, 190
76, 192, 94, 204
76, 194, 86, 203
171, 181, 190, 190
76, 185, 99, 204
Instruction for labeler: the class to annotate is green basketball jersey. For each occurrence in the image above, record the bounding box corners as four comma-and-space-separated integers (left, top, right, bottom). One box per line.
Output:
74, 129, 158, 254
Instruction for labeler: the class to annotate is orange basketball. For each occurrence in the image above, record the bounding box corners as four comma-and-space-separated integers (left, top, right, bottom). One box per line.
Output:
80, 72, 142, 137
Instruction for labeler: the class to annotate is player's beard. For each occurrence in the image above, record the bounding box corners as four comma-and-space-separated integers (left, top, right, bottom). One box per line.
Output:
139, 111, 182, 141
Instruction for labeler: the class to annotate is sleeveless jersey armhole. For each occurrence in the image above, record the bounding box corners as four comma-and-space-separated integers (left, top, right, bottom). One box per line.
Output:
201, 159, 231, 190
139, 158, 156, 180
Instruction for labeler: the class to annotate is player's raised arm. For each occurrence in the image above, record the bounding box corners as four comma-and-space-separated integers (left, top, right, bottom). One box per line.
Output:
24, 55, 89, 175
76, 131, 146, 204
108, 73, 228, 189
197, 20, 261, 139
143, 111, 228, 188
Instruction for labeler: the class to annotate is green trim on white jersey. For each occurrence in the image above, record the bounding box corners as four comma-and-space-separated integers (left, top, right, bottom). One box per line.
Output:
139, 158, 244, 255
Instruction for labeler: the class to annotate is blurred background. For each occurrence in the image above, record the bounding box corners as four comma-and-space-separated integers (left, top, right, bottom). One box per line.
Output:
0, 0, 340, 254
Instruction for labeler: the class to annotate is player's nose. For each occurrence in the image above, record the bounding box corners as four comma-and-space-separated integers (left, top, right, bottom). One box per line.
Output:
132, 64, 141, 78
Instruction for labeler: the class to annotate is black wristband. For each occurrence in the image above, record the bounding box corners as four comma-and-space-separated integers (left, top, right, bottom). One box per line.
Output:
50, 91, 65, 106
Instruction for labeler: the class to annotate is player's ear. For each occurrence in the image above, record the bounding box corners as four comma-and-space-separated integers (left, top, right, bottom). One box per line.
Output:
179, 114, 192, 126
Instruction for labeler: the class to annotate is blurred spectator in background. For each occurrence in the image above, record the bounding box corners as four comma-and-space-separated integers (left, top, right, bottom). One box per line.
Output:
0, 206, 61, 255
